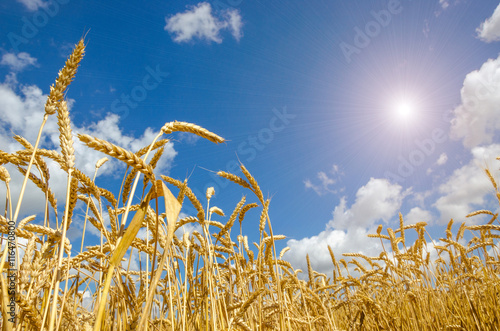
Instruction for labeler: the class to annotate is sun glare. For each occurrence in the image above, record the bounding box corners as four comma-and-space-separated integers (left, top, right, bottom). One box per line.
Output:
396, 102, 413, 120
384, 95, 422, 132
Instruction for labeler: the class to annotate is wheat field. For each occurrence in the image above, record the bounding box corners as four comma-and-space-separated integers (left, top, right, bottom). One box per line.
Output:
0, 38, 499, 331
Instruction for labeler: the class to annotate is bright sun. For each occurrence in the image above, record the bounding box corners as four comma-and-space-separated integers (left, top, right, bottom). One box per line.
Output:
384, 93, 422, 131
393, 100, 415, 122
396, 102, 413, 119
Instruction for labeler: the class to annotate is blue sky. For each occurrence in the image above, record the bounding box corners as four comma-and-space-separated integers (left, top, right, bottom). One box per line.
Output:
1, 0, 500, 275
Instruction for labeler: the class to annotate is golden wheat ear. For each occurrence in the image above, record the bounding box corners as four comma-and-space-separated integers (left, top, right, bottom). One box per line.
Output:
45, 38, 86, 116
161, 121, 225, 144
13, 37, 86, 230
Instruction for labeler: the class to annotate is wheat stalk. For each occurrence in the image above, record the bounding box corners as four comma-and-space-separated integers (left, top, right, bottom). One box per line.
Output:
78, 134, 155, 181
44, 39, 85, 116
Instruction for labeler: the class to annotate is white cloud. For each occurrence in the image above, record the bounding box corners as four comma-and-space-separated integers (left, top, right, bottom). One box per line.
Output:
165, 2, 243, 43
412, 190, 433, 209
178, 131, 201, 145
331, 178, 408, 230
16, 0, 47, 11
404, 207, 433, 225
175, 212, 203, 238
1, 52, 38, 72
304, 172, 334, 196
0, 78, 177, 220
286, 178, 407, 276
318, 172, 335, 187
304, 164, 342, 196
224, 8, 243, 41
439, 0, 449, 9
477, 3, 500, 42
0, 83, 46, 138
436, 153, 448, 165
286, 227, 377, 277
450, 55, 500, 148
303, 179, 319, 195
175, 222, 202, 239
80, 290, 94, 310
433, 144, 500, 224
121, 249, 150, 272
